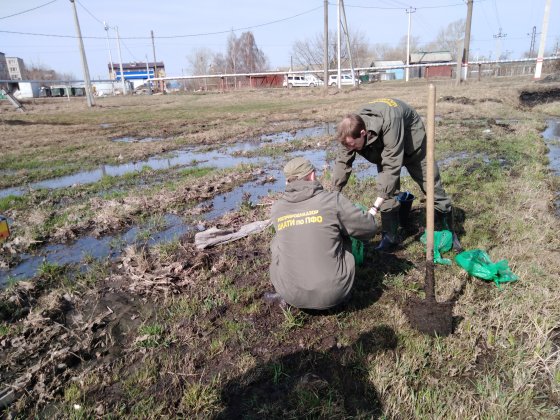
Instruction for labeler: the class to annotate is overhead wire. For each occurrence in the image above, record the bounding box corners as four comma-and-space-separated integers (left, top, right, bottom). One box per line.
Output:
344, 1, 473, 11
0, 5, 324, 40
0, 0, 58, 20
76, 0, 104, 25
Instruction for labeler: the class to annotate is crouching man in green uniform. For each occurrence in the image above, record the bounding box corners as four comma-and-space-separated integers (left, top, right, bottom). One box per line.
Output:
334, 98, 462, 251
269, 157, 378, 310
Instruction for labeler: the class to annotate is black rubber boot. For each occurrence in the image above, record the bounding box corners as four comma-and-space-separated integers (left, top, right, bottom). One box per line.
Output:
435, 208, 463, 252
397, 191, 415, 228
375, 210, 400, 252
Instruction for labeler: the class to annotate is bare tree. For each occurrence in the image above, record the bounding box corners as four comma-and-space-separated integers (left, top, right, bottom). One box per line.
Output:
424, 19, 465, 59
211, 52, 228, 74
225, 31, 268, 74
26, 62, 75, 81
291, 29, 370, 71
370, 35, 421, 62
186, 48, 215, 90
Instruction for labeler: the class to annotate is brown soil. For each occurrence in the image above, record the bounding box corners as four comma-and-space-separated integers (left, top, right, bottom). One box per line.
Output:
519, 87, 560, 107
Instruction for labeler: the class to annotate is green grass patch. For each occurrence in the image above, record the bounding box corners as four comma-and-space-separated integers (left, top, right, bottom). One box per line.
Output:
0, 194, 27, 211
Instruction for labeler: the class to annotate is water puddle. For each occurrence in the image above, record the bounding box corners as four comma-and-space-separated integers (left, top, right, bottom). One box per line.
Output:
438, 151, 507, 168
542, 118, 560, 216
0, 214, 191, 287
112, 136, 165, 143
199, 147, 378, 219
0, 124, 335, 199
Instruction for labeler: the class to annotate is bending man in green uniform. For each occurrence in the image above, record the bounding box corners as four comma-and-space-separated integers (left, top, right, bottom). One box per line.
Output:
269, 157, 377, 310
334, 98, 462, 251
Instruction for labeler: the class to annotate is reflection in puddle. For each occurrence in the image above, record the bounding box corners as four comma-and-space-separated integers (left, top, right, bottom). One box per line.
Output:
0, 214, 190, 287
542, 119, 560, 216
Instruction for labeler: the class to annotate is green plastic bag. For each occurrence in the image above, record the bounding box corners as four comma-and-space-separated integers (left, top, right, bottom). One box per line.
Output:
351, 236, 364, 266
420, 230, 453, 265
350, 202, 368, 267
455, 249, 519, 289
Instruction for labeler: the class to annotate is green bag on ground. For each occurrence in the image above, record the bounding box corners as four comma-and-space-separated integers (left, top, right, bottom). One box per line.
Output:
420, 230, 453, 265
455, 249, 518, 289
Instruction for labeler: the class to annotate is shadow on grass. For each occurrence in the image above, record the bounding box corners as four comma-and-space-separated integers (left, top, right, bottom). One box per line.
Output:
217, 325, 397, 419
407, 206, 467, 245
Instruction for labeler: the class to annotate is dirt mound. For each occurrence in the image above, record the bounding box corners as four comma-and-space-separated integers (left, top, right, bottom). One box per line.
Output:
519, 87, 560, 106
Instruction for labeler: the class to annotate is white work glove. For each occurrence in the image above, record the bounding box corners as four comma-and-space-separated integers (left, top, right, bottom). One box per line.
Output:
368, 205, 380, 216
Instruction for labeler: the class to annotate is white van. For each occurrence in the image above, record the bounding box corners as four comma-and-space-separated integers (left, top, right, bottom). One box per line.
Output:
328, 73, 360, 86
283, 74, 324, 88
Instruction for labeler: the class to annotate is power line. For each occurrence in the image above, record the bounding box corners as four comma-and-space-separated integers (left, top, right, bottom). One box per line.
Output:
0, 0, 58, 20
76, 0, 104, 25
344, 0, 488, 11
0, 5, 323, 40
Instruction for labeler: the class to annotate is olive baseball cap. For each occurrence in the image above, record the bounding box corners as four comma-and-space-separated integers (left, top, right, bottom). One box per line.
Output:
283, 157, 314, 179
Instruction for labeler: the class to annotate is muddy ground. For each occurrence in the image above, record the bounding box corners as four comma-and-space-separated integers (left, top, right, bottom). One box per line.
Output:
1, 77, 560, 418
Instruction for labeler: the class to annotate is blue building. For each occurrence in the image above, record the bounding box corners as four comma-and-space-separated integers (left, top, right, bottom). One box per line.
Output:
108, 61, 165, 90
370, 60, 405, 81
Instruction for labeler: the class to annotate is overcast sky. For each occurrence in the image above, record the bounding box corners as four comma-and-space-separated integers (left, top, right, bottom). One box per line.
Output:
1, 0, 558, 80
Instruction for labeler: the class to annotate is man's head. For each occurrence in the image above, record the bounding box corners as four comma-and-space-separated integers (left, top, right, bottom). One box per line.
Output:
283, 157, 315, 183
336, 114, 366, 151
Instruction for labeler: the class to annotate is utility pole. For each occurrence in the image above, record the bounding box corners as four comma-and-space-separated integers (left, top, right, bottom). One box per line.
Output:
103, 22, 115, 79
151, 30, 159, 92
337, 0, 341, 88
69, 0, 94, 107
145, 54, 152, 95
493, 28, 507, 61
405, 7, 416, 82
534, 0, 551, 79
103, 21, 115, 95
323, 0, 328, 92
528, 26, 537, 58
115, 26, 127, 95
459, 0, 473, 82
340, 0, 356, 84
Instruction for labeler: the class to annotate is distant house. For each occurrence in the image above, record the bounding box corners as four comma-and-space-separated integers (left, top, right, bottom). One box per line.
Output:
13, 81, 42, 98
109, 61, 165, 90
6, 56, 26, 80
0, 52, 10, 82
410, 51, 454, 78
370, 60, 405, 81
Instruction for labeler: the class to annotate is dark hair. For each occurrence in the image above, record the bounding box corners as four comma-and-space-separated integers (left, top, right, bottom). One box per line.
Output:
336, 114, 366, 142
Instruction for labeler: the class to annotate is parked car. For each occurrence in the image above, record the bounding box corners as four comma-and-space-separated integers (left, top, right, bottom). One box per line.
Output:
283, 74, 324, 88
328, 73, 360, 86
